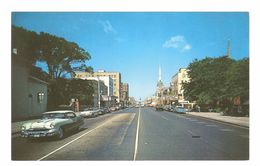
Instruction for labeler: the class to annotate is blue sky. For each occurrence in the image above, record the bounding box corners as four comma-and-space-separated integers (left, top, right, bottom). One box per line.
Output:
12, 12, 249, 100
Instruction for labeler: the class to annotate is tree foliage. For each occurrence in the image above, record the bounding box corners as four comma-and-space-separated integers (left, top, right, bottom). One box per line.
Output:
12, 26, 94, 109
12, 26, 91, 79
225, 58, 249, 100
48, 78, 94, 109
37, 32, 91, 79
12, 26, 40, 64
183, 56, 249, 108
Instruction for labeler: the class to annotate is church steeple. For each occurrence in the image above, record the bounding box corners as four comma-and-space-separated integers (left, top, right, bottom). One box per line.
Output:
156, 65, 164, 97
158, 64, 162, 81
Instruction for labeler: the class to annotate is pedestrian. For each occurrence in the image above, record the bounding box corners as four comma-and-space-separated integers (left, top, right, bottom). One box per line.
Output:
197, 105, 200, 112
75, 99, 80, 112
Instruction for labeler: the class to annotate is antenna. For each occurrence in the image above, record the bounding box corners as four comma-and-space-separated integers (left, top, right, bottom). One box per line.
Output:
226, 39, 231, 58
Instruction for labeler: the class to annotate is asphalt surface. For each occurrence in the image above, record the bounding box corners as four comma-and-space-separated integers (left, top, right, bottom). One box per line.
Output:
12, 107, 249, 160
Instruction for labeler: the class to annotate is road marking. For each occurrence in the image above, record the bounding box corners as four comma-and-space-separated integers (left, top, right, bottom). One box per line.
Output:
196, 121, 206, 124
133, 108, 141, 160
37, 117, 113, 161
187, 130, 200, 138
159, 115, 168, 121
117, 114, 136, 145
150, 109, 168, 120
205, 124, 218, 127
220, 128, 233, 132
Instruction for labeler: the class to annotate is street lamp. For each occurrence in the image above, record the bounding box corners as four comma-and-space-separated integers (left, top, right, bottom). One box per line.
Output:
97, 76, 101, 109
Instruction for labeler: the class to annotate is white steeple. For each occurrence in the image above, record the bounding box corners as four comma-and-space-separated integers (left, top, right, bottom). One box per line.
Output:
159, 64, 162, 81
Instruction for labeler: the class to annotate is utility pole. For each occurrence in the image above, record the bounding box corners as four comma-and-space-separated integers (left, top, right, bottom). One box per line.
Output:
97, 76, 101, 109
226, 39, 231, 58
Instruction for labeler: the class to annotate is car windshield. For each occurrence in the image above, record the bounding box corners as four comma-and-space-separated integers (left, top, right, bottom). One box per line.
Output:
42, 113, 66, 119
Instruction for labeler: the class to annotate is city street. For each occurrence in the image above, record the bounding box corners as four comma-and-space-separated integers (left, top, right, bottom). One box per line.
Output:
12, 107, 249, 160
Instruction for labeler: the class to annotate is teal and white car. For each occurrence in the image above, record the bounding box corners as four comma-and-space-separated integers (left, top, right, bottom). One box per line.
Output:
21, 110, 84, 139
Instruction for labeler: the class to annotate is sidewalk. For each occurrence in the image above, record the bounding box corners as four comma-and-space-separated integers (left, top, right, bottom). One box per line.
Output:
186, 112, 249, 128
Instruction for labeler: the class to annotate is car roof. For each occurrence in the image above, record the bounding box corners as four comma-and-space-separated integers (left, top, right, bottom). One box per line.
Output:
43, 110, 74, 114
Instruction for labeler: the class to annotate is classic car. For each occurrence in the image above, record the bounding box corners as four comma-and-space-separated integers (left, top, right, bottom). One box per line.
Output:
80, 108, 99, 118
174, 106, 186, 114
21, 110, 84, 139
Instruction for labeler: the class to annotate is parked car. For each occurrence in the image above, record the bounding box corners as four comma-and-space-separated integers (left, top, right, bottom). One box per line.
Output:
80, 108, 99, 118
110, 106, 117, 112
174, 106, 186, 114
97, 108, 106, 115
163, 105, 172, 112
104, 107, 111, 113
156, 105, 164, 111
21, 110, 84, 139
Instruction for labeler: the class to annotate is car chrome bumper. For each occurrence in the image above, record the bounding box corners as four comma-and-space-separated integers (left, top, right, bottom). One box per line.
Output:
21, 129, 58, 138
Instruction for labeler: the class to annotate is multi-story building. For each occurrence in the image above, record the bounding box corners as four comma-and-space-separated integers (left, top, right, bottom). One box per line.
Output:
120, 83, 129, 106
74, 70, 121, 102
170, 68, 190, 102
84, 78, 108, 108
95, 76, 113, 97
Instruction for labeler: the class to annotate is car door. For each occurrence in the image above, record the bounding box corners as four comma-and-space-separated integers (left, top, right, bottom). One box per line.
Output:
65, 112, 78, 131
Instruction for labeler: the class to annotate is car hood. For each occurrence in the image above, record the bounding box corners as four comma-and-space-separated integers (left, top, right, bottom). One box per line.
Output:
23, 119, 68, 129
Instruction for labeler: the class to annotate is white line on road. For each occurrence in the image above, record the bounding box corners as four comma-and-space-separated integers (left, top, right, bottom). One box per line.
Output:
205, 124, 218, 127
150, 109, 168, 120
220, 128, 233, 132
117, 114, 136, 145
133, 107, 141, 160
37, 118, 112, 161
159, 114, 168, 121
196, 121, 207, 124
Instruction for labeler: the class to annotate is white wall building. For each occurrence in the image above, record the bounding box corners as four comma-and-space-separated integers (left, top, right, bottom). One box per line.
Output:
170, 68, 190, 102
97, 76, 114, 97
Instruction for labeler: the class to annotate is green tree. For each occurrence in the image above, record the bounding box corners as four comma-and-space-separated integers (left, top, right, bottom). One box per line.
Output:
12, 26, 39, 64
37, 32, 91, 79
183, 56, 234, 107
225, 58, 249, 102
12, 26, 94, 109
48, 78, 94, 110
12, 25, 91, 79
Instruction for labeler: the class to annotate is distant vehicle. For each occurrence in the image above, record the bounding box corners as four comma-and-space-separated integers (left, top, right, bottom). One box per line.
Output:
163, 105, 172, 112
97, 108, 106, 115
174, 106, 186, 114
104, 107, 111, 113
156, 105, 164, 111
110, 106, 117, 112
21, 110, 84, 139
80, 108, 99, 118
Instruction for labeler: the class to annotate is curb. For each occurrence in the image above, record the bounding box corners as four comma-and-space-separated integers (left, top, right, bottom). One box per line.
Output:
185, 113, 249, 129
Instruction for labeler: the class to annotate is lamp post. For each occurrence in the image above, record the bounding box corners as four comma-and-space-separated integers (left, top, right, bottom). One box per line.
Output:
97, 76, 101, 109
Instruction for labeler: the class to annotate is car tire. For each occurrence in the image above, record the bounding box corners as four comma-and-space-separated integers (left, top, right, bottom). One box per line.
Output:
57, 127, 64, 140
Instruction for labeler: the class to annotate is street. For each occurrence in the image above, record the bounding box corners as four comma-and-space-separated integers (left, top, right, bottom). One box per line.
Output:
12, 107, 249, 160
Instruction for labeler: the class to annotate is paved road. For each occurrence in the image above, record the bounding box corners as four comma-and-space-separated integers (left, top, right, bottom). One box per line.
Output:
12, 107, 249, 160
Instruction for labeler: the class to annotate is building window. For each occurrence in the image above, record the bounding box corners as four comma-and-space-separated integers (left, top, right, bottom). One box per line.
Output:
37, 92, 45, 103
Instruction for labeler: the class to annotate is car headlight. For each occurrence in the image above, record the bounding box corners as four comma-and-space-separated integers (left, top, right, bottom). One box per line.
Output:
21, 126, 26, 131
45, 123, 55, 129
48, 123, 55, 129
